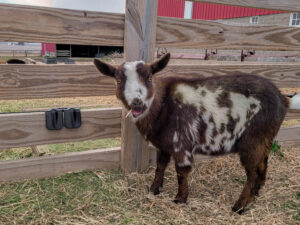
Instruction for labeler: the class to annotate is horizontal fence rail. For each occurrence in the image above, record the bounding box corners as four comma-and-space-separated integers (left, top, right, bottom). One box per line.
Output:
286, 109, 300, 120
1, 4, 300, 50
190, 0, 300, 12
0, 148, 120, 182
0, 64, 115, 99
0, 106, 298, 150
0, 3, 124, 46
156, 17, 300, 50
159, 63, 300, 88
0, 108, 121, 149
276, 126, 300, 147
0, 63, 299, 100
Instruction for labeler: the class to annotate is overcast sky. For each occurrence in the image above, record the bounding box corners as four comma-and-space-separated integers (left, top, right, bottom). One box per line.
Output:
0, 0, 125, 13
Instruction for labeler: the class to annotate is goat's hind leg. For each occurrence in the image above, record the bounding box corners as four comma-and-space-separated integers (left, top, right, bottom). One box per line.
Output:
150, 150, 171, 195
253, 154, 268, 196
232, 143, 269, 214
232, 165, 258, 214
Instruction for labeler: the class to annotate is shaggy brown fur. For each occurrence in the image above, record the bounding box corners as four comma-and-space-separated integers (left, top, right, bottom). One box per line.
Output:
94, 53, 289, 214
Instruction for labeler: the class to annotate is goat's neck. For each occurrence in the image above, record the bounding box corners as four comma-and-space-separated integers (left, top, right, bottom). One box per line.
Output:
135, 85, 166, 139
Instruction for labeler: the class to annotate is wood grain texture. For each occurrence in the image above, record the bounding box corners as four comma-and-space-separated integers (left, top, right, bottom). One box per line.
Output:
0, 108, 121, 149
190, 0, 299, 11
0, 148, 120, 182
0, 3, 124, 46
276, 126, 300, 147
1, 3, 299, 50
286, 109, 300, 120
158, 63, 300, 88
0, 64, 115, 100
0, 63, 299, 100
121, 0, 158, 173
156, 16, 300, 51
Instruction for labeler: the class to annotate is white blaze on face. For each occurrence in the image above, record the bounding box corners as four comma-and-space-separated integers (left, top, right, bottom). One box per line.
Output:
123, 61, 154, 120
123, 61, 147, 105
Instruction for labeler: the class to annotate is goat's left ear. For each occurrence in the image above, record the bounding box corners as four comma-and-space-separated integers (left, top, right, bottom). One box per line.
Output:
94, 58, 116, 77
150, 53, 170, 75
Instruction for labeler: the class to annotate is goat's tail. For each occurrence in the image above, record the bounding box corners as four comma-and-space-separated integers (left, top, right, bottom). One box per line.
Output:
287, 93, 300, 109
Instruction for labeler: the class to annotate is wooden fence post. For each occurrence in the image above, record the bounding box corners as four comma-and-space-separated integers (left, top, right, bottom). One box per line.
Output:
121, 0, 158, 172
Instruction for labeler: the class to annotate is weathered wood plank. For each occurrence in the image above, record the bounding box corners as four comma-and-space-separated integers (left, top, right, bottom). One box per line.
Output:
0, 148, 120, 182
0, 63, 299, 100
156, 17, 300, 51
159, 63, 300, 88
286, 109, 300, 120
0, 64, 115, 100
190, 0, 299, 12
0, 108, 121, 149
0, 3, 124, 46
1, 3, 300, 51
1, 3, 299, 50
121, 0, 158, 173
276, 126, 300, 147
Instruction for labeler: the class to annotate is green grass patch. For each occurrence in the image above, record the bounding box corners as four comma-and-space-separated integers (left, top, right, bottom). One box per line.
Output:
270, 141, 284, 157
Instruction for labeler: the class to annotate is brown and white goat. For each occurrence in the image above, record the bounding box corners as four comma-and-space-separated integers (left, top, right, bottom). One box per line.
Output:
94, 53, 299, 213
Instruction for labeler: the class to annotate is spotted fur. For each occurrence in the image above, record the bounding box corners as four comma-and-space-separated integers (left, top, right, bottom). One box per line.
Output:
94, 53, 291, 214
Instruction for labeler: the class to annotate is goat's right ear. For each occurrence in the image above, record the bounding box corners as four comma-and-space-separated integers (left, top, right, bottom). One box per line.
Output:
94, 59, 116, 77
150, 53, 170, 75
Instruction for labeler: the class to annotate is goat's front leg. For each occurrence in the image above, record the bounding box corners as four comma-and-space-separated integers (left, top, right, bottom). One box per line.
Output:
150, 150, 171, 195
174, 164, 191, 203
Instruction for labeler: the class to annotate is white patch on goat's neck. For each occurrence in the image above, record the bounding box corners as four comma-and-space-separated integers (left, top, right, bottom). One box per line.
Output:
123, 61, 154, 122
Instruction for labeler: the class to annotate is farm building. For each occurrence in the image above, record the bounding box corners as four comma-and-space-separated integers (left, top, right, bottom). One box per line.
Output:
43, 0, 298, 58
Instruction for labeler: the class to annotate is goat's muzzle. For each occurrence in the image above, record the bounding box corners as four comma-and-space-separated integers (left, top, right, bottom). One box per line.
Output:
130, 98, 145, 118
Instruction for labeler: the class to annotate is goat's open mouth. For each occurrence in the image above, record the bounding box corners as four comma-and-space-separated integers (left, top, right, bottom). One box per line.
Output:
131, 106, 145, 118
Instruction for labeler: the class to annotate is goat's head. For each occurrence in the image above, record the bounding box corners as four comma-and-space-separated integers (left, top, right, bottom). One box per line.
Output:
94, 53, 170, 119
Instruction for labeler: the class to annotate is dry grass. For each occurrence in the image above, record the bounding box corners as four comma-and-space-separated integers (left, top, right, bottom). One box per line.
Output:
0, 147, 299, 224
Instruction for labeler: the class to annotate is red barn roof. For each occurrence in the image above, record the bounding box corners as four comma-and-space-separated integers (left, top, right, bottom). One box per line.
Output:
157, 0, 285, 20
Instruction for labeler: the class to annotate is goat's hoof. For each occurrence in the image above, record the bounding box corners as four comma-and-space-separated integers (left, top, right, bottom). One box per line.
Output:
232, 205, 245, 215
232, 200, 247, 214
152, 188, 160, 195
173, 197, 187, 204
149, 185, 161, 195
232, 195, 254, 214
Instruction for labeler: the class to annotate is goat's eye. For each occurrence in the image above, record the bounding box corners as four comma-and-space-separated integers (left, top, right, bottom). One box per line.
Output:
148, 77, 152, 82
116, 79, 121, 84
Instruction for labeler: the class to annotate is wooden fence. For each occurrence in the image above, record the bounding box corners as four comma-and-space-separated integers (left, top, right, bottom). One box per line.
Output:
0, 0, 299, 181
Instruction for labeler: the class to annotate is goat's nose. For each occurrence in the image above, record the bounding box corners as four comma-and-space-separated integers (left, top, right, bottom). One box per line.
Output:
132, 98, 143, 107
